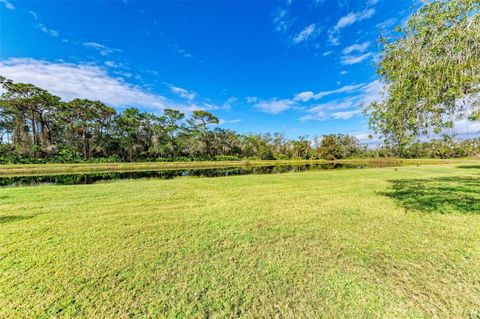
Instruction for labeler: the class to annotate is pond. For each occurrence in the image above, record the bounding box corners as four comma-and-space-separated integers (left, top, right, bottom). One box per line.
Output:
0, 163, 399, 187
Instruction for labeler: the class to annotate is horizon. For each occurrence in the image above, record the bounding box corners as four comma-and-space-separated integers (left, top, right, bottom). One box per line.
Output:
1, 0, 478, 143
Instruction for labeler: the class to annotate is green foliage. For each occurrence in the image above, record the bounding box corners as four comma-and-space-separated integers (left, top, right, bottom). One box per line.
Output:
368, 0, 480, 147
1, 76, 479, 163
399, 137, 480, 159
316, 134, 365, 160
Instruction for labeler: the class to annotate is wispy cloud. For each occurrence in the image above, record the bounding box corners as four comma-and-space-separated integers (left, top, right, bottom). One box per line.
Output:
292, 24, 319, 44
300, 80, 384, 121
168, 84, 197, 100
294, 84, 364, 102
202, 96, 238, 111
328, 7, 376, 45
104, 60, 128, 69
0, 0, 14, 10
177, 49, 193, 59
38, 23, 59, 37
341, 52, 374, 65
219, 118, 242, 125
29, 10, 38, 19
29, 11, 59, 37
331, 109, 363, 120
83, 42, 121, 56
376, 18, 397, 29
255, 98, 295, 114
334, 8, 375, 31
273, 4, 292, 33
342, 41, 370, 54
251, 82, 368, 115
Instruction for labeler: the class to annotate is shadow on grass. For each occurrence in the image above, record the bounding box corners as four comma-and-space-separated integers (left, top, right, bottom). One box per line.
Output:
0, 215, 34, 224
457, 165, 480, 169
382, 177, 480, 214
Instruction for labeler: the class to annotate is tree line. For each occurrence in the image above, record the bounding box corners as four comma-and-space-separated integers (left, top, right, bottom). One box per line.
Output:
0, 76, 368, 163
0, 76, 479, 163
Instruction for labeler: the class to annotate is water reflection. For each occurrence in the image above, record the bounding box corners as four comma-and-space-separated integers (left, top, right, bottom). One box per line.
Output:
0, 163, 392, 187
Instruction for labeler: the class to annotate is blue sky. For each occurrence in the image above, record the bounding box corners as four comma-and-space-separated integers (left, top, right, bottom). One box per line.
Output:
0, 0, 414, 142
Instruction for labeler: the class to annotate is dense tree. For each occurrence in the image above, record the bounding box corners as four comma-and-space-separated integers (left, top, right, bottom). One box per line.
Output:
316, 135, 365, 160
1, 77, 479, 163
0, 77, 62, 156
187, 110, 219, 158
61, 99, 116, 159
160, 108, 185, 158
368, 0, 480, 150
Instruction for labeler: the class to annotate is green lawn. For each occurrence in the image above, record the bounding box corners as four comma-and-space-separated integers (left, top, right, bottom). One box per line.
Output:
1, 163, 479, 318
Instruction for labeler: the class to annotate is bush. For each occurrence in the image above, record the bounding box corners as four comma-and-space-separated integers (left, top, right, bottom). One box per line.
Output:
56, 149, 83, 163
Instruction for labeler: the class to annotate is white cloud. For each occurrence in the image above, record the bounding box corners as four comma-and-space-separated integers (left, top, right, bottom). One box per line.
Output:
341, 52, 373, 65
250, 81, 382, 118
300, 80, 384, 122
299, 99, 356, 121
354, 132, 381, 146
360, 80, 384, 105
299, 111, 326, 122
294, 84, 364, 102
29, 11, 59, 37
201, 96, 238, 111
453, 119, 480, 138
331, 109, 362, 120
376, 18, 397, 29
292, 24, 318, 44
322, 51, 333, 57
255, 99, 294, 114
104, 61, 128, 69
328, 7, 376, 45
294, 91, 315, 102
83, 42, 121, 56
177, 49, 193, 59
342, 41, 370, 54
0, 58, 186, 112
112, 70, 133, 78
254, 84, 365, 117
334, 8, 375, 31
168, 85, 197, 100
273, 7, 291, 33
38, 23, 59, 37
453, 119, 480, 136
219, 118, 243, 125
0, 0, 14, 10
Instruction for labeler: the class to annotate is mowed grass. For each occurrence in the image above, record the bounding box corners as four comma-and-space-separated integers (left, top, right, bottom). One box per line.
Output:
1, 164, 480, 318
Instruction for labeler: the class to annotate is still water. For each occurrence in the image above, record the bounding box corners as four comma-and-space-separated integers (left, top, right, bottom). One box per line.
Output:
0, 163, 398, 187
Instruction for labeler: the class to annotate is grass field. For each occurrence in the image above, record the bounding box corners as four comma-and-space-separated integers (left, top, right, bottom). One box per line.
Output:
1, 163, 480, 318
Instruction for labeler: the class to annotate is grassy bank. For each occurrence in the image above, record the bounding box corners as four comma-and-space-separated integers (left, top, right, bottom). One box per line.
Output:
0, 158, 476, 176
1, 163, 480, 317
